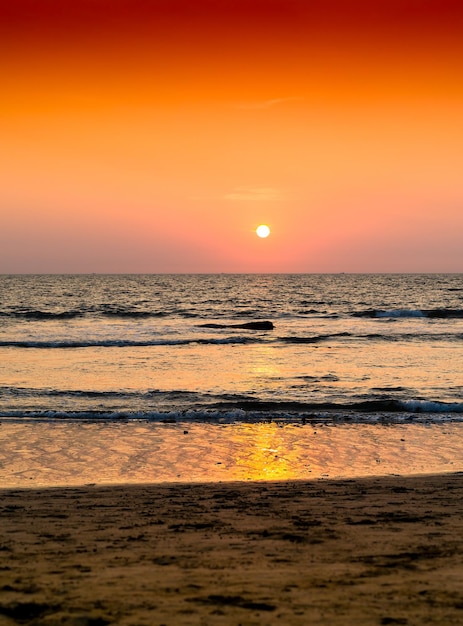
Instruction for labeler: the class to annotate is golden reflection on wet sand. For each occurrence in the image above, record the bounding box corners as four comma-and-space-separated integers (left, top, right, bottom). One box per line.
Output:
233, 424, 298, 481
1, 421, 463, 488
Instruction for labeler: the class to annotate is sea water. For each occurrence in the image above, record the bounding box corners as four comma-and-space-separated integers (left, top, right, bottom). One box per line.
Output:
1, 273, 462, 423
1, 274, 463, 486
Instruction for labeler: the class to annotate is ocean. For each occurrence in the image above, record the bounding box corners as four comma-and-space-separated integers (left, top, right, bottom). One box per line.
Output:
1, 273, 462, 423
2, 273, 463, 486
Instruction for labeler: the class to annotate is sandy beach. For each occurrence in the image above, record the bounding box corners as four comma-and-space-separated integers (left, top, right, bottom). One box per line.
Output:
2, 473, 463, 625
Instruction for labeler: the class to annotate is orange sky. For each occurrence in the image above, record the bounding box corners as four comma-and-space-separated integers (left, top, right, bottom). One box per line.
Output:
1, 0, 462, 272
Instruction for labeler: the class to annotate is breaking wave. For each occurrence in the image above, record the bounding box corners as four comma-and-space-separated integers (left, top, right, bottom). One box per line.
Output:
1, 399, 462, 425
0, 337, 259, 348
2, 330, 462, 349
352, 308, 463, 319
207, 399, 463, 414
0, 308, 198, 320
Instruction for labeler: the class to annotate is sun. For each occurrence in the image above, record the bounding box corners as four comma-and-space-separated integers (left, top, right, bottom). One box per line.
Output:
256, 224, 271, 238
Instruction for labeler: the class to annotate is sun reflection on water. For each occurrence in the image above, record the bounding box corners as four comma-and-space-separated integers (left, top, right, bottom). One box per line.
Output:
2, 421, 463, 488
232, 423, 304, 481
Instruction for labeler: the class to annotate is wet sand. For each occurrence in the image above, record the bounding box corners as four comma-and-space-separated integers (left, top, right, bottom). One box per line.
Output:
2, 421, 463, 487
2, 473, 463, 625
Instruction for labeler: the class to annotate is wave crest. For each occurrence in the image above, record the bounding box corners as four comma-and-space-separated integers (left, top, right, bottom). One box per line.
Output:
353, 308, 463, 319
1, 398, 463, 424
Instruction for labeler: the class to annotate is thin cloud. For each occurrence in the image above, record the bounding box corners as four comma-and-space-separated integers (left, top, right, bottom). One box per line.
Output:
224, 186, 283, 202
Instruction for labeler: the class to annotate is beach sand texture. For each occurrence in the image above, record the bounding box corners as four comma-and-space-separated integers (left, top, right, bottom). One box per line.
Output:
1, 474, 463, 625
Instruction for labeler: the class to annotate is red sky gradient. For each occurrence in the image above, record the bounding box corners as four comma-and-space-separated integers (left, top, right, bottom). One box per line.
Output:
1, 0, 463, 272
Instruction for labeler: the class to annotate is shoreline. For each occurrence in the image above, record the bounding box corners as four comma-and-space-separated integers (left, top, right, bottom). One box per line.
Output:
1, 420, 463, 488
2, 473, 463, 625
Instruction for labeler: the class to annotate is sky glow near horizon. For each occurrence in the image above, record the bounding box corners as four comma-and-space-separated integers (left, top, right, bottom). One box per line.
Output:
1, 0, 462, 273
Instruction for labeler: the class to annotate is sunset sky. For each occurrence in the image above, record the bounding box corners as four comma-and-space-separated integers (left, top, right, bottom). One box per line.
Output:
1, 0, 462, 273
